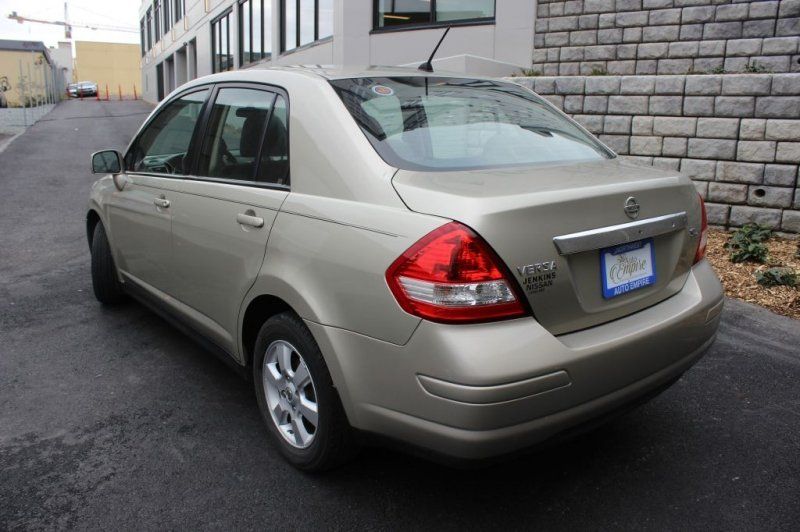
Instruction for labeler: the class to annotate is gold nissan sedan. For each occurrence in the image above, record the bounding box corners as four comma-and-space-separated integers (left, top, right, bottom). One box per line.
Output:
87, 66, 723, 471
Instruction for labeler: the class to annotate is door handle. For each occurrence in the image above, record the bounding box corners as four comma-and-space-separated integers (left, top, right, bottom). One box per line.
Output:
237, 212, 264, 228
153, 196, 170, 208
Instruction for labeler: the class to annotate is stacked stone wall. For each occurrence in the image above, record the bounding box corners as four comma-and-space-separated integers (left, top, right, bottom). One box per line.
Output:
509, 73, 800, 232
533, 0, 800, 75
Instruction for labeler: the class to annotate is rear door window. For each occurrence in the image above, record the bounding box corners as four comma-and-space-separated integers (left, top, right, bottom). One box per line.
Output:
196, 87, 276, 181
255, 94, 289, 186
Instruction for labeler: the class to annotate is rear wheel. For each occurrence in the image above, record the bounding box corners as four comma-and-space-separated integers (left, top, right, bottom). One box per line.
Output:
90, 223, 125, 304
253, 312, 356, 471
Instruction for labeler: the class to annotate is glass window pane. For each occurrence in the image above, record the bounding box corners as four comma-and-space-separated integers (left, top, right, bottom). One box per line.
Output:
257, 95, 289, 184
330, 77, 609, 171
318, 0, 333, 39
252, 0, 263, 59
214, 19, 220, 71
299, 0, 314, 46
242, 0, 252, 64
130, 90, 208, 174
198, 88, 275, 180
221, 15, 230, 70
376, 0, 432, 28
263, 0, 272, 56
435, 0, 494, 21
284, 0, 297, 51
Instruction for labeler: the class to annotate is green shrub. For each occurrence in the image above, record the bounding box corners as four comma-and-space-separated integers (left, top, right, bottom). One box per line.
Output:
744, 62, 769, 73
755, 267, 797, 287
724, 224, 772, 263
514, 68, 541, 77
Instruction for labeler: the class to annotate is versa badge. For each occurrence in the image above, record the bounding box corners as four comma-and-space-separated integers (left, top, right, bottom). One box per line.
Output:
517, 261, 558, 293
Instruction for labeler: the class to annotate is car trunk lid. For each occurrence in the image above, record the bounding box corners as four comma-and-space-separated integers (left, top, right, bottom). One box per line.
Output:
391, 158, 703, 335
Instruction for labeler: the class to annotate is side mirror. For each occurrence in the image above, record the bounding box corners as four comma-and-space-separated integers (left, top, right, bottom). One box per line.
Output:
91, 149, 123, 174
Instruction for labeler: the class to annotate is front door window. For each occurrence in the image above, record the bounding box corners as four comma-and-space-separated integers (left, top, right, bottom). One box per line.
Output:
127, 89, 208, 175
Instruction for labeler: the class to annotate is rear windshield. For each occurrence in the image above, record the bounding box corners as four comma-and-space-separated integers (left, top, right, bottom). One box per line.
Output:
329, 76, 612, 172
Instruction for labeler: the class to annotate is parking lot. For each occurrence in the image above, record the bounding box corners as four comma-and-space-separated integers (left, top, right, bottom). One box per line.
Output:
1, 99, 799, 530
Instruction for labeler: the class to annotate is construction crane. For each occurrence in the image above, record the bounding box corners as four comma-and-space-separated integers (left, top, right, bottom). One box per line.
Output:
8, 4, 138, 39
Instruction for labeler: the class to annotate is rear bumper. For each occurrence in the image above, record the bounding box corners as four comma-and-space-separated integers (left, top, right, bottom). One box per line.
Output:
308, 260, 724, 460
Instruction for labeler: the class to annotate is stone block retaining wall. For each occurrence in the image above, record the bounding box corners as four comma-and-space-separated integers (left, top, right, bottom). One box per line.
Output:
533, 0, 800, 75
508, 73, 800, 233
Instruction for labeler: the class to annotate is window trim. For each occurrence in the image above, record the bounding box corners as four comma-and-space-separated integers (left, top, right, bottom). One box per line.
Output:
371, 0, 496, 32
192, 82, 291, 189
211, 8, 234, 73
124, 81, 291, 192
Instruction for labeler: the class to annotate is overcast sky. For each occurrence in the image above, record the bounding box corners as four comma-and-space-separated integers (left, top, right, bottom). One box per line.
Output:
0, 0, 140, 50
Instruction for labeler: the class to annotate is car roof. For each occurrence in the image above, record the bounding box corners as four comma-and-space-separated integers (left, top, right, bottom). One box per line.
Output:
207, 64, 497, 82
269, 64, 497, 80
172, 65, 512, 104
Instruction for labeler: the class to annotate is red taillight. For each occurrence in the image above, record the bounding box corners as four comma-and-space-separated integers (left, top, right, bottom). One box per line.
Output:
694, 194, 708, 264
386, 221, 528, 324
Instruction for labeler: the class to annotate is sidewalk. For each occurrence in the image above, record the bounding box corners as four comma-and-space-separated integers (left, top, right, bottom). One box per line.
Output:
0, 104, 56, 134
0, 104, 57, 153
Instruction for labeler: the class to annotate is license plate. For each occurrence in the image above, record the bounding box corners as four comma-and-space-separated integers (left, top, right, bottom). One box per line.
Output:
600, 238, 656, 299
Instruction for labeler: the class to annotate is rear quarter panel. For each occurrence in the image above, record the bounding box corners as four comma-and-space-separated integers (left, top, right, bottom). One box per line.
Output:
241, 193, 446, 349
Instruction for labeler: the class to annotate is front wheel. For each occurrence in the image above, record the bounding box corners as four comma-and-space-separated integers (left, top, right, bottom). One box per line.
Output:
253, 312, 356, 471
90, 223, 125, 304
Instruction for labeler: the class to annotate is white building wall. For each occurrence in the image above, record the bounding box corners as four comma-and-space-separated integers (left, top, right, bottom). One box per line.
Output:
139, 0, 534, 103
49, 41, 74, 89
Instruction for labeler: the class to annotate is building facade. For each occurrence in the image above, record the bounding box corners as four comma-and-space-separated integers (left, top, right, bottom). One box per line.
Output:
0, 40, 66, 107
48, 42, 74, 89
138, 0, 535, 102
74, 42, 142, 97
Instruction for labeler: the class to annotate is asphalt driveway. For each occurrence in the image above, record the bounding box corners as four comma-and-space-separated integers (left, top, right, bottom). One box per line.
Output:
1, 99, 799, 530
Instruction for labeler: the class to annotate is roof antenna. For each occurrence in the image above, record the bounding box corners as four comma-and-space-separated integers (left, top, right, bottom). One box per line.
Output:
418, 26, 451, 72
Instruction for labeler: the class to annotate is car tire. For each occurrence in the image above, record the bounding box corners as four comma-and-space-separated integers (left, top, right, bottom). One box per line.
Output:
253, 312, 357, 471
90, 223, 125, 305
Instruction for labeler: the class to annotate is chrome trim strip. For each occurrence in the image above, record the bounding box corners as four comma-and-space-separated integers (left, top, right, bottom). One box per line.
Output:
553, 212, 688, 255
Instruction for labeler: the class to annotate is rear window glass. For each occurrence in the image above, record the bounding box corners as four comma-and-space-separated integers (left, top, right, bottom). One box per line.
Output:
329, 76, 612, 171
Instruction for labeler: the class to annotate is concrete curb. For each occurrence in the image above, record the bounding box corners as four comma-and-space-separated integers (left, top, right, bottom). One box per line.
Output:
0, 132, 22, 155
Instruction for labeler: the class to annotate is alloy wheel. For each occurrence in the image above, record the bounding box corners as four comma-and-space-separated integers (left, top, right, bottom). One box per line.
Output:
262, 340, 319, 448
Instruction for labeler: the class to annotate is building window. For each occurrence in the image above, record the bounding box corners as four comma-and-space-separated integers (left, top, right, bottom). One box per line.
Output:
211, 10, 233, 73
239, 0, 272, 66
154, 1, 162, 41
374, 0, 495, 29
163, 0, 171, 33
146, 8, 153, 50
281, 0, 333, 53
174, 0, 183, 23
140, 17, 146, 55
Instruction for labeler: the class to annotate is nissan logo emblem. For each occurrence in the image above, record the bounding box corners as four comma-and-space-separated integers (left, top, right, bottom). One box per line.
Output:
624, 197, 640, 219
